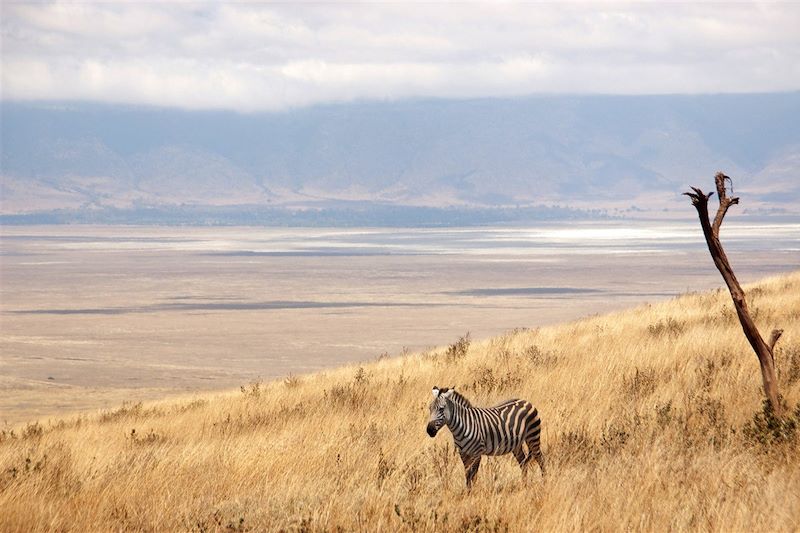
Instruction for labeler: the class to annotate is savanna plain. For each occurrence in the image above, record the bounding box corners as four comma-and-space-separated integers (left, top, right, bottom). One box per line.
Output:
1, 223, 800, 531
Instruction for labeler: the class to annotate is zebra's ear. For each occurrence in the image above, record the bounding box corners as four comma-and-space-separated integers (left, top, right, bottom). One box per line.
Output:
432, 387, 440, 398
441, 388, 455, 399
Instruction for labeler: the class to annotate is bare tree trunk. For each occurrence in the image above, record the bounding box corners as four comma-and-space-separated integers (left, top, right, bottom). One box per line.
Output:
684, 172, 784, 416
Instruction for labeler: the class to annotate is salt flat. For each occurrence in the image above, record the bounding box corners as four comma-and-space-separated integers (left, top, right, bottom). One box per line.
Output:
1, 221, 798, 424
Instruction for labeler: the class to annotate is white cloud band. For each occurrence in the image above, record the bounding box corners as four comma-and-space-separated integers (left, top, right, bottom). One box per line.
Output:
2, 2, 799, 111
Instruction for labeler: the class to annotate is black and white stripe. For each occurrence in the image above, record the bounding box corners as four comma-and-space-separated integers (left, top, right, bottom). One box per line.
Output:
426, 386, 544, 487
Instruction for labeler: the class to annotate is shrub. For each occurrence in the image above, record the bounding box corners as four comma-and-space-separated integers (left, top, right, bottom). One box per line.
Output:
621, 367, 658, 399
555, 426, 597, 465
695, 395, 729, 450
394, 504, 423, 530
240, 380, 263, 398
694, 354, 732, 392
463, 366, 521, 396
742, 398, 799, 447
655, 401, 674, 428
458, 514, 510, 533
647, 317, 685, 338
428, 442, 456, 489
325, 367, 371, 409
98, 402, 155, 423
128, 428, 164, 446
524, 345, 559, 367
402, 464, 423, 495
172, 399, 208, 414
600, 422, 630, 455
0, 429, 16, 444
777, 344, 800, 386
445, 333, 471, 362
375, 448, 396, 486
21, 422, 44, 440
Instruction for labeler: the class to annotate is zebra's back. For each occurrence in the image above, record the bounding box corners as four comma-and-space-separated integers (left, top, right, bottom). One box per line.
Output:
458, 399, 541, 456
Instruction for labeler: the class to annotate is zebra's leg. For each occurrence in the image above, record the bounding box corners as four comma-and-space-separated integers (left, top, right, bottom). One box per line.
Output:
525, 437, 546, 477
526, 447, 545, 477
512, 446, 529, 480
460, 453, 481, 489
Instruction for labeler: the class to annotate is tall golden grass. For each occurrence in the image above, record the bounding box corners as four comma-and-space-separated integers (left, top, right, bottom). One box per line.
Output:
2, 271, 799, 532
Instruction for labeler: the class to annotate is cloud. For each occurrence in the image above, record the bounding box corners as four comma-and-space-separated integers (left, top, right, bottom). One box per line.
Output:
1, 2, 799, 111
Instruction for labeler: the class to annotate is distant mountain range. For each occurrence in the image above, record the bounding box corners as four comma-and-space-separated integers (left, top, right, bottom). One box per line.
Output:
2, 93, 799, 224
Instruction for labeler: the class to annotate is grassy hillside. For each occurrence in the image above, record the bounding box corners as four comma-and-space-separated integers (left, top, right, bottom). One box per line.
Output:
2, 271, 799, 532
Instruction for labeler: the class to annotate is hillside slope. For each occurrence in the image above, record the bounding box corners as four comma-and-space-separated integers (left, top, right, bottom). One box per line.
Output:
3, 93, 800, 218
1, 271, 799, 532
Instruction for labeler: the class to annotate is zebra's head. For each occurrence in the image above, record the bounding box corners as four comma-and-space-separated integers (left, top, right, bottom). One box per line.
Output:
427, 386, 455, 437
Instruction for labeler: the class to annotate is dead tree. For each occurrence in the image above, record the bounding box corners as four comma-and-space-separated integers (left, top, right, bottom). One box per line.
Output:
684, 172, 784, 416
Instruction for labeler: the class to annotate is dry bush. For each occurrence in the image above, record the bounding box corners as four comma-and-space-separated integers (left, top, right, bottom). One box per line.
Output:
284, 374, 302, 388
444, 332, 471, 363
777, 343, 800, 387
647, 317, 685, 338
462, 366, 522, 396
98, 401, 161, 423
621, 367, 659, 399
325, 367, 372, 409
1, 271, 799, 532
240, 380, 263, 398
523, 344, 559, 367
742, 398, 800, 448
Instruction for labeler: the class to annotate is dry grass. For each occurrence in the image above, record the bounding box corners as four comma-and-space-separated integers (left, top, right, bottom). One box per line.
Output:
2, 271, 800, 532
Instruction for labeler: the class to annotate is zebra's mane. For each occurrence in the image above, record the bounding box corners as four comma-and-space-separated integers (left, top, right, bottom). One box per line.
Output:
447, 389, 473, 408
445, 389, 520, 410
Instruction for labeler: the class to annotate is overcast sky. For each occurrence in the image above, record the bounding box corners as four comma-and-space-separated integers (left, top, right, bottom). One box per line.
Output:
2, 2, 799, 112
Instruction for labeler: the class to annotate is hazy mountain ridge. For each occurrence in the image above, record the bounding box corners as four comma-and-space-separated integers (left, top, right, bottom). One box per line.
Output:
2, 93, 799, 220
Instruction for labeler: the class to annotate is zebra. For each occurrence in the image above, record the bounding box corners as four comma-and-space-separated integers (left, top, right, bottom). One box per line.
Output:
426, 386, 545, 488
